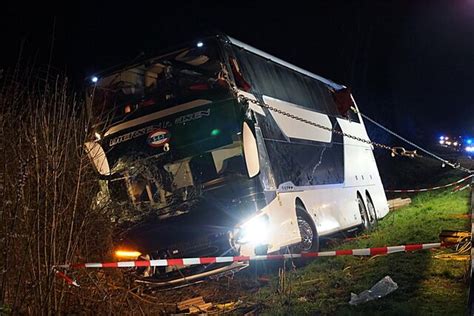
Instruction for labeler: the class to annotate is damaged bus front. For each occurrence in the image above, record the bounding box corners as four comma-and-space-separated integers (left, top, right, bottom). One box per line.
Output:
85, 36, 301, 286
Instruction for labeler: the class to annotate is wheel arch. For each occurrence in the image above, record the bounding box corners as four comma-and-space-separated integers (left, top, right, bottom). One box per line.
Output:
293, 197, 320, 252
295, 197, 316, 229
356, 190, 367, 225
364, 189, 379, 222
295, 197, 309, 217
364, 189, 372, 200
365, 189, 374, 205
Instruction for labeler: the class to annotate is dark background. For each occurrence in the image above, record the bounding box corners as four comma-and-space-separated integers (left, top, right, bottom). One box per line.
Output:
2, 0, 474, 142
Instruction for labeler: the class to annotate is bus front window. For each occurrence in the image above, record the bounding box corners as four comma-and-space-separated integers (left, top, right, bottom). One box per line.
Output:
88, 40, 229, 123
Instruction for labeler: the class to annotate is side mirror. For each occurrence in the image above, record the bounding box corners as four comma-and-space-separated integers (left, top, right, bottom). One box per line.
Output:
84, 142, 110, 176
242, 121, 260, 178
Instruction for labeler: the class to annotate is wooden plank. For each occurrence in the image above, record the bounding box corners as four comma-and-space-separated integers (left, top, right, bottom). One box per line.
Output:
188, 303, 213, 314
388, 198, 412, 210
177, 296, 205, 311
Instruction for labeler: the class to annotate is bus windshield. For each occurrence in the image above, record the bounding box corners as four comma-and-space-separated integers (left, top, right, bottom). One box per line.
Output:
106, 139, 247, 221
88, 39, 229, 123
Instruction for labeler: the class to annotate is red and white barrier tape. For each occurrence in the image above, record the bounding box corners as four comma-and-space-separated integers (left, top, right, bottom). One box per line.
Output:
55, 269, 79, 287
55, 242, 443, 270
385, 174, 473, 193
452, 183, 471, 193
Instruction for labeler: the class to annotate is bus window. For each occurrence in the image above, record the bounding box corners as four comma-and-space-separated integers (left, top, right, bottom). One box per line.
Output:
87, 40, 230, 124
231, 45, 359, 121
106, 140, 248, 213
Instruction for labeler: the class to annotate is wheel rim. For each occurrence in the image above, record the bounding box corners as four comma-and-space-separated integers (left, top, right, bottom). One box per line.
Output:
297, 217, 314, 251
358, 197, 369, 230
366, 197, 376, 224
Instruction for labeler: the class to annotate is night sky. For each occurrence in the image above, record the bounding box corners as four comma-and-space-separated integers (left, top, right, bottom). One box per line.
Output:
2, 1, 474, 140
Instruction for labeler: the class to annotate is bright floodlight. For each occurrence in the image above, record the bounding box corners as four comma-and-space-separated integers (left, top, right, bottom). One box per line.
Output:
467, 139, 473, 145
91, 76, 98, 83
237, 215, 269, 245
196, 41, 204, 48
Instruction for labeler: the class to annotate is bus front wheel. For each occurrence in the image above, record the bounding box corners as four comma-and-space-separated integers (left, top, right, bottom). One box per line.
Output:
293, 205, 319, 253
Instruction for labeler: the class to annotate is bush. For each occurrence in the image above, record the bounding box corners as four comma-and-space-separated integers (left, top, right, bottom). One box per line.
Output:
0, 68, 120, 314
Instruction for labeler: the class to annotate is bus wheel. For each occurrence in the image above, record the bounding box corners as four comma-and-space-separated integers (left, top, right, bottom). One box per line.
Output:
366, 193, 378, 228
358, 194, 371, 231
294, 205, 319, 253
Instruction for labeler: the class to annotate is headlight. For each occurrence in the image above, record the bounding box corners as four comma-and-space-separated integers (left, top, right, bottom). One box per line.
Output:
115, 249, 142, 259
236, 214, 269, 245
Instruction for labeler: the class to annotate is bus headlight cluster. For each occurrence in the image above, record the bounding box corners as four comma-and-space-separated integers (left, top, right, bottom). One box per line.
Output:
236, 214, 270, 245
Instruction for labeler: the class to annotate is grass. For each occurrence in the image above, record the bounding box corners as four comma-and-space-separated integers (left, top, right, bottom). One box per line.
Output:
255, 189, 471, 315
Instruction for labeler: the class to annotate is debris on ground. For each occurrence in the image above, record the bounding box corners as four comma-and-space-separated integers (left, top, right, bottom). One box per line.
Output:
349, 276, 398, 305
176, 296, 244, 314
388, 198, 412, 211
215, 300, 240, 311
177, 297, 212, 314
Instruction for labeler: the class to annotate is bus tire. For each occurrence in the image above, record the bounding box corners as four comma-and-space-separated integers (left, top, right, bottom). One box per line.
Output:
358, 194, 372, 231
365, 192, 378, 228
294, 204, 319, 253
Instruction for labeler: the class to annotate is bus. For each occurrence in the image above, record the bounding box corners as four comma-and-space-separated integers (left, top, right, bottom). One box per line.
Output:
84, 33, 389, 286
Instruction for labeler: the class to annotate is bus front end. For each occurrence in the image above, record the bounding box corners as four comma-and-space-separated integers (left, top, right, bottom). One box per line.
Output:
85, 38, 269, 285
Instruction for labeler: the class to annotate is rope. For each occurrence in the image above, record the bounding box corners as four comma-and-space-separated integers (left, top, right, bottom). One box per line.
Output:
385, 174, 474, 193
353, 107, 472, 174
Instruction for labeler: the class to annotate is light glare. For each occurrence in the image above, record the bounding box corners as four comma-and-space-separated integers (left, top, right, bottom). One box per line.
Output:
238, 215, 269, 245
115, 250, 142, 259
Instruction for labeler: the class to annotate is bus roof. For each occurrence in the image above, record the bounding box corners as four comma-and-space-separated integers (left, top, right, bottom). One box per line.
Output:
227, 36, 344, 90
87, 34, 345, 91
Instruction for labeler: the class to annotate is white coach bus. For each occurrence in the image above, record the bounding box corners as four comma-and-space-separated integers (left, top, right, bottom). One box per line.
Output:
85, 33, 389, 285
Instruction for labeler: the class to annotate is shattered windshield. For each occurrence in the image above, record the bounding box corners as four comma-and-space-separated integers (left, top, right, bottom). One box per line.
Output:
107, 140, 246, 221
89, 39, 229, 122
